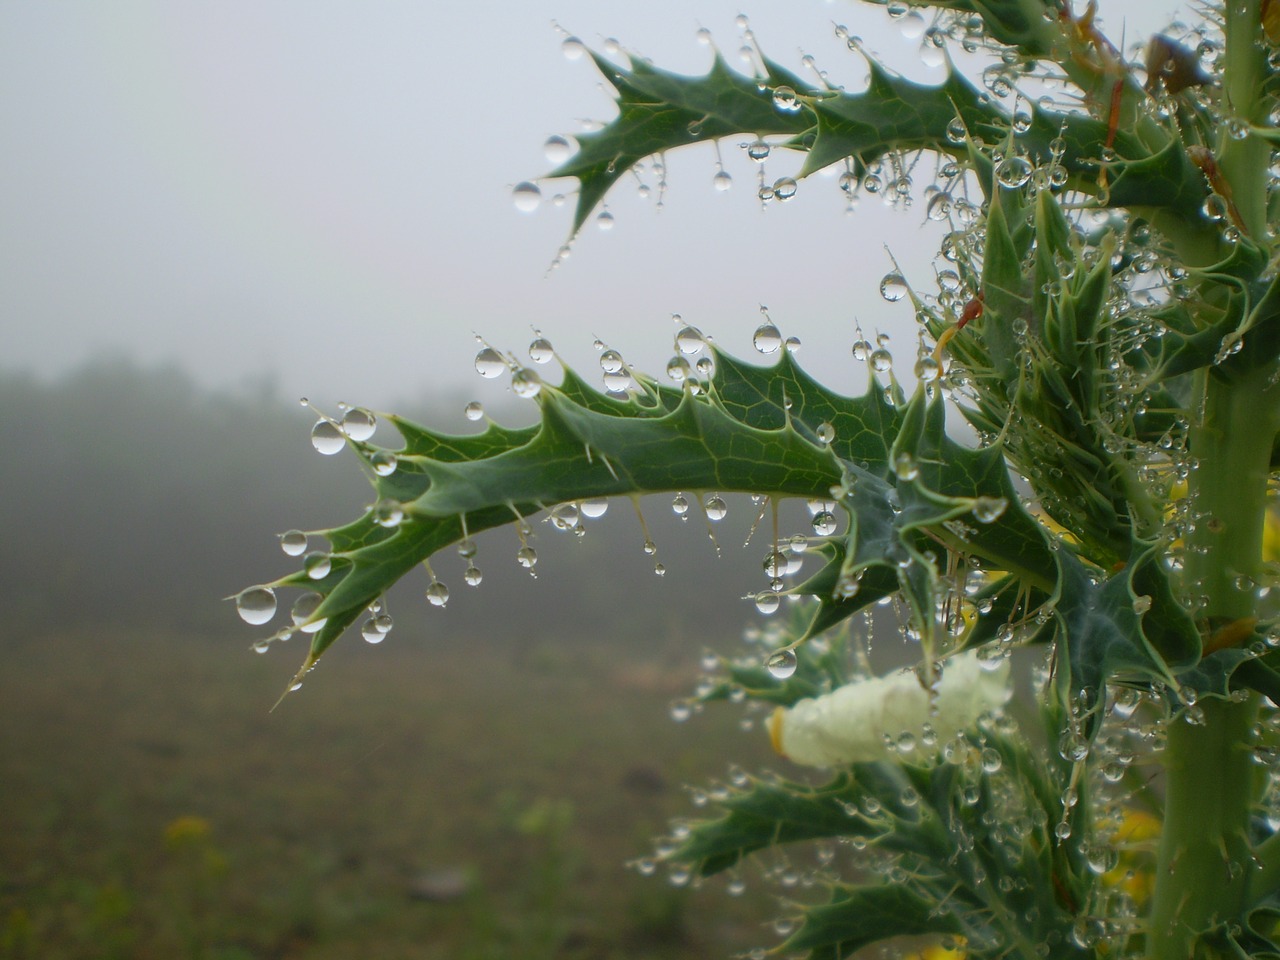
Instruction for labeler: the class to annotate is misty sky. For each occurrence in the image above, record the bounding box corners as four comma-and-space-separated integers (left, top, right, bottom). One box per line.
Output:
3, 0, 1183, 417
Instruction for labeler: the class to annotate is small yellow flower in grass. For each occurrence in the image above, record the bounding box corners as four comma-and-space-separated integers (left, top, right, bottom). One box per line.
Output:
163, 815, 212, 849
905, 940, 967, 959
1101, 808, 1161, 906
768, 650, 1011, 766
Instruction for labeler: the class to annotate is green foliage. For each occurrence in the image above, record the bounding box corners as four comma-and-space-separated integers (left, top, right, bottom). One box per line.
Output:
239, 1, 1280, 958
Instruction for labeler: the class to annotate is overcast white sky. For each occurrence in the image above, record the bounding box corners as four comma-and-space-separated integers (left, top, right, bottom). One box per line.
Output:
2, 0, 1184, 415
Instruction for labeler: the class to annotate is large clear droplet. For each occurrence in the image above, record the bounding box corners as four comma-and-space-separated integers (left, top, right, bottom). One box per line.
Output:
362, 617, 386, 644
311, 419, 345, 455
341, 407, 376, 442
304, 551, 332, 579
512, 181, 542, 213
600, 349, 624, 373
713, 170, 733, 192
675, 325, 705, 355
529, 338, 555, 364
753, 323, 783, 354
773, 177, 797, 201
580, 498, 609, 519
755, 591, 781, 615
995, 156, 1033, 188
371, 450, 398, 476
512, 368, 542, 398
543, 135, 573, 164
811, 511, 837, 536
766, 648, 798, 679
972, 496, 1008, 523
464, 401, 485, 421
292, 592, 327, 633
475, 348, 506, 378
672, 494, 690, 517
280, 530, 308, 556
771, 85, 801, 113
746, 139, 770, 162
516, 546, 539, 570
464, 565, 483, 586
373, 498, 404, 528
561, 35, 585, 59
879, 273, 908, 302
426, 581, 450, 607
705, 495, 728, 521
236, 586, 277, 625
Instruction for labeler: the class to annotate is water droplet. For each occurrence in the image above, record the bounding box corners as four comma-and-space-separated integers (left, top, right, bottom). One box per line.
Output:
341, 407, 376, 442
426, 581, 450, 607
852, 338, 871, 361
879, 272, 908, 302
561, 35, 586, 60
596, 209, 615, 230
995, 155, 1033, 188
870, 348, 893, 372
529, 338, 555, 364
755, 590, 782, 615
746, 139, 770, 162
516, 546, 539, 570
291, 592, 327, 633
464, 401, 485, 421
512, 181, 542, 213
816, 422, 835, 444
945, 116, 967, 144
971, 496, 1007, 523
914, 355, 941, 383
671, 494, 690, 518
766, 648, 797, 679
511, 368, 542, 398
362, 617, 386, 644
894, 452, 919, 481
600, 349, 624, 373
753, 323, 783, 354
280, 530, 308, 556
464, 565, 483, 586
675, 326, 705, 355
809, 510, 838, 536
705, 495, 728, 520
373, 498, 404, 528
713, 170, 733, 192
457, 539, 477, 559
311, 419, 345, 455
304, 551, 332, 580
475, 347, 506, 378
543, 134, 573, 164
371, 450, 398, 476
772, 176, 797, 200
771, 85, 801, 112
762, 550, 789, 578
980, 747, 1003, 772
666, 356, 691, 382
236, 586, 277, 625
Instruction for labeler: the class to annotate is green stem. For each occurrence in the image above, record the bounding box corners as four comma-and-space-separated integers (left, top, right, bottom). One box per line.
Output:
1218, 0, 1268, 240
1148, 366, 1280, 959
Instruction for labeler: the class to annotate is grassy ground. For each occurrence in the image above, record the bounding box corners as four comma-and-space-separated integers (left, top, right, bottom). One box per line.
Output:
0, 627, 786, 959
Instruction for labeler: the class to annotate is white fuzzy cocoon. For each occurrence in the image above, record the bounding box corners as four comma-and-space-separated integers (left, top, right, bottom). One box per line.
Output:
771, 650, 1011, 767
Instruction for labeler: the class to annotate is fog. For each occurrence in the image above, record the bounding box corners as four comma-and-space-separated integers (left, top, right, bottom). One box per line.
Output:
2, 0, 1180, 416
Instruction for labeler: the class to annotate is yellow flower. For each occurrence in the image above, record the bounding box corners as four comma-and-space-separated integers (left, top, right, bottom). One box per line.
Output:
1101, 808, 1160, 906
163, 815, 212, 849
904, 941, 967, 959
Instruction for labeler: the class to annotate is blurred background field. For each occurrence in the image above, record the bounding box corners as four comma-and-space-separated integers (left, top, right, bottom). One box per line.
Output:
0, 361, 802, 960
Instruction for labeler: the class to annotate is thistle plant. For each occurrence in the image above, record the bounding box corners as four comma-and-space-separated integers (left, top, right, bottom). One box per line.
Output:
236, 0, 1280, 957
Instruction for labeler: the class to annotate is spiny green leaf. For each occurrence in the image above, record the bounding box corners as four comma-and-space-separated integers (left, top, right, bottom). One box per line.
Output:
779, 883, 966, 959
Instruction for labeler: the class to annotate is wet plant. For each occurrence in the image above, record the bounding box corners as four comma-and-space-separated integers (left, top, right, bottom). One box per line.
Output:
239, 0, 1280, 957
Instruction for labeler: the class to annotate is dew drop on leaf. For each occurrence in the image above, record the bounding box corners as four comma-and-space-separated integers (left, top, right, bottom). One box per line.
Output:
713, 170, 733, 192
705, 495, 728, 520
236, 586, 277, 625
291, 592, 326, 633
373, 498, 404, 528
474, 348, 506, 378
746, 139, 770, 162
811, 510, 837, 536
311, 419, 345, 455
341, 407, 376, 442
512, 181, 542, 213
426, 581, 450, 607
362, 617, 386, 644
971, 496, 1007, 523
529, 338, 555, 364
371, 450, 397, 476
771, 85, 801, 112
280, 530, 308, 556
543, 135, 573, 163
304, 551, 332, 580
561, 35, 585, 60
516, 546, 539, 570
995, 156, 1033, 188
464, 565, 483, 586
766, 648, 798, 679
773, 176, 797, 200
816, 422, 835, 444
600, 349, 624, 373
755, 591, 781, 615
879, 272, 908, 302
464, 401, 485, 421
596, 209, 615, 231
511, 368, 542, 398
753, 323, 783, 354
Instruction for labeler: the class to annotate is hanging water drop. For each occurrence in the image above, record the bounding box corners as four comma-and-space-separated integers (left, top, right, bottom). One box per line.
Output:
304, 551, 332, 579
914, 355, 941, 383
529, 338, 555, 364
672, 494, 690, 518
291, 592, 326, 632
995, 155, 1033, 188
516, 546, 539, 570
371, 450, 398, 476
811, 510, 837, 536
512, 181, 542, 212
236, 586, 277, 626
713, 170, 733, 192
870, 348, 893, 372
561, 35, 586, 60
771, 85, 801, 112
362, 617, 386, 644
464, 401, 485, 421
816, 422, 835, 445
755, 591, 781, 615
766, 648, 798, 679
666, 356, 691, 382
464, 565, 483, 586
511, 368, 542, 398
746, 139, 770, 162
373, 498, 404, 528
543, 135, 573, 164
596, 209, 615, 231
879, 272, 909, 302
280, 530, 308, 556
426, 581, 450, 607
772, 176, 797, 200
475, 347, 506, 378
971, 496, 1007, 523
705, 495, 728, 520
753, 323, 783, 354
311, 419, 345, 455
341, 407, 376, 442
580, 498, 609, 519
